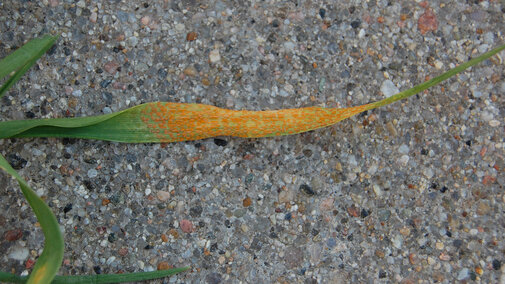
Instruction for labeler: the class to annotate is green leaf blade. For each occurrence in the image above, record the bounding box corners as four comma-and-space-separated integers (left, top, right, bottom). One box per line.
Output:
0, 266, 190, 284
0, 34, 58, 98
0, 103, 160, 142
367, 43, 505, 110
0, 154, 64, 284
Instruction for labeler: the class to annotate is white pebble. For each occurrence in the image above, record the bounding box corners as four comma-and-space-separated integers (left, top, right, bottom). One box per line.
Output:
380, 80, 399, 97
278, 188, 295, 203
398, 155, 409, 167
106, 256, 116, 265
90, 12, 97, 23
358, 29, 365, 38
392, 235, 403, 249
269, 214, 276, 225
423, 168, 434, 179
480, 111, 493, 122
209, 49, 221, 63
283, 83, 294, 94
8, 247, 29, 261
489, 120, 500, 127
175, 23, 185, 31
427, 257, 436, 265
373, 184, 383, 197
157, 190, 171, 201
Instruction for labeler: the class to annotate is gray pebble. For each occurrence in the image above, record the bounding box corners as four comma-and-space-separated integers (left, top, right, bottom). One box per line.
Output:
87, 169, 98, 178
456, 268, 469, 280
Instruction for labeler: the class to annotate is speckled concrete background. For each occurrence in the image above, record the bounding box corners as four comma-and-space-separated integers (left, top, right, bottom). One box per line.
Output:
1, 0, 505, 283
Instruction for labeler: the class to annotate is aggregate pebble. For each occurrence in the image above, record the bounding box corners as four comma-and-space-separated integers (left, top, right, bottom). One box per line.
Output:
156, 190, 171, 201
209, 49, 221, 63
4, 229, 22, 241
380, 80, 400, 97
103, 61, 119, 74
8, 247, 29, 261
418, 7, 438, 35
179, 219, 194, 233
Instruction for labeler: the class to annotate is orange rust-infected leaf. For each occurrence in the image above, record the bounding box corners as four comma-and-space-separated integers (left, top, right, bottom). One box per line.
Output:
2, 43, 504, 145
139, 102, 373, 143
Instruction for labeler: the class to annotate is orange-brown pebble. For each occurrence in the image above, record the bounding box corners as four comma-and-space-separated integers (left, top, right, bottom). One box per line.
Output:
25, 259, 35, 269
202, 77, 211, 86
368, 113, 377, 122
168, 228, 179, 239
377, 16, 384, 23
347, 205, 359, 217
418, 8, 438, 35
203, 247, 211, 256
439, 252, 451, 261
491, 74, 501, 84
102, 199, 110, 206
400, 227, 411, 236
475, 266, 483, 275
157, 261, 172, 270
409, 253, 417, 265
375, 249, 385, 258
118, 248, 128, 256
183, 66, 197, 77
243, 197, 252, 207
161, 233, 168, 242
186, 31, 197, 41
432, 272, 445, 282
4, 229, 22, 241
482, 175, 496, 185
